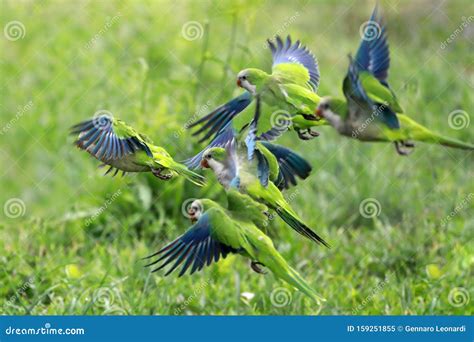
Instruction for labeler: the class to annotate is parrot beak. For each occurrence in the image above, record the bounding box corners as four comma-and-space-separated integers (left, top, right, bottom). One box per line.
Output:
200, 159, 209, 168
315, 108, 323, 119
236, 79, 242, 88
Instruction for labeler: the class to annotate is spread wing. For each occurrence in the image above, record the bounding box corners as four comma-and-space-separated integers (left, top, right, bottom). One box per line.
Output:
269, 35, 320, 92
70, 115, 152, 161
354, 5, 403, 112
343, 58, 399, 130
188, 92, 253, 143
144, 212, 237, 277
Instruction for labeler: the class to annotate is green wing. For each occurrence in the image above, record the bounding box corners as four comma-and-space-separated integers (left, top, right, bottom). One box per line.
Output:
360, 71, 403, 113
70, 115, 152, 160
268, 36, 320, 92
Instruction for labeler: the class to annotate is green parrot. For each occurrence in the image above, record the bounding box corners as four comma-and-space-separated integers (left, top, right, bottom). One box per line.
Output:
185, 124, 312, 190
199, 141, 329, 247
316, 6, 474, 154
70, 115, 206, 186
145, 190, 325, 303
188, 36, 328, 159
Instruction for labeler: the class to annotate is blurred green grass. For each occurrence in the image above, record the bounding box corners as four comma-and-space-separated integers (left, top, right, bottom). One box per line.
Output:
1, 0, 473, 315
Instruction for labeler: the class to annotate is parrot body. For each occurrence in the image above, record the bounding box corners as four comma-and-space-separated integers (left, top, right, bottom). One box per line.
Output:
70, 115, 206, 186
200, 142, 329, 247
316, 6, 474, 154
185, 125, 312, 190
189, 36, 324, 158
145, 192, 325, 303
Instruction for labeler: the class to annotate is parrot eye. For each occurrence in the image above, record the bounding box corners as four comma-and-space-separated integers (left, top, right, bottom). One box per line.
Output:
322, 103, 329, 110
205, 153, 212, 159
241, 75, 247, 80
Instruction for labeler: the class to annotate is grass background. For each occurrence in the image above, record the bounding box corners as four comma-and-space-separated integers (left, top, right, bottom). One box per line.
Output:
1, 0, 472, 315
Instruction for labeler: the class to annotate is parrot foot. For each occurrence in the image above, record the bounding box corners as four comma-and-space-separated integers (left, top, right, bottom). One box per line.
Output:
250, 261, 267, 275
151, 168, 173, 180
394, 141, 414, 155
297, 129, 318, 140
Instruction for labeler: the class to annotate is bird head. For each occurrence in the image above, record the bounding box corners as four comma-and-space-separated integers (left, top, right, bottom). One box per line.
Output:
236, 68, 267, 95
200, 147, 227, 170
316, 97, 346, 119
187, 200, 203, 223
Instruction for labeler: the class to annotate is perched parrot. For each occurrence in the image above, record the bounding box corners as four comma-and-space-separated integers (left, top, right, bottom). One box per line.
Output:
70, 115, 206, 186
316, 6, 474, 154
185, 124, 312, 190
145, 190, 325, 303
188, 35, 328, 159
199, 141, 329, 247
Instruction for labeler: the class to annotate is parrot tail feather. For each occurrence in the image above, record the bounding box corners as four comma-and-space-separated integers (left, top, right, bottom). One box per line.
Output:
431, 134, 474, 150
172, 163, 207, 187
262, 252, 326, 303
277, 207, 330, 248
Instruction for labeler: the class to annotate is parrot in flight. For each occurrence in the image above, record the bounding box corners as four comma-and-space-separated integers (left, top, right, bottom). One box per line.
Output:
184, 124, 312, 190
315, 6, 474, 154
144, 190, 326, 303
188, 35, 328, 159
70, 115, 206, 186
199, 140, 330, 247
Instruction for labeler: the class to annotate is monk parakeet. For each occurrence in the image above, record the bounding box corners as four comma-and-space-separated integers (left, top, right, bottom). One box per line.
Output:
316, 6, 474, 154
145, 190, 325, 303
199, 141, 329, 247
70, 115, 206, 186
185, 125, 312, 190
189, 36, 327, 159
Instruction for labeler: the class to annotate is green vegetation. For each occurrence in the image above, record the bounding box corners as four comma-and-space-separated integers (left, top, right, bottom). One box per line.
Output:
1, 0, 472, 315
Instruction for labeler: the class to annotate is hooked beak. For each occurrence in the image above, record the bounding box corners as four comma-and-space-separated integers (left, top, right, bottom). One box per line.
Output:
236, 79, 242, 88
315, 108, 323, 119
200, 159, 209, 168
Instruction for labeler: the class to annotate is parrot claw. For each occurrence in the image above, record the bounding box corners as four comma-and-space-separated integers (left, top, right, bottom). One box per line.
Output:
152, 168, 173, 180
250, 261, 267, 275
297, 128, 319, 140
394, 141, 414, 155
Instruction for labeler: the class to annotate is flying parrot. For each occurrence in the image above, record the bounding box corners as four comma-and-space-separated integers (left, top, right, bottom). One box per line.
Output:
145, 190, 325, 303
184, 124, 312, 190
199, 140, 329, 247
315, 6, 474, 154
188, 35, 328, 159
70, 115, 206, 186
